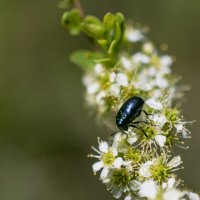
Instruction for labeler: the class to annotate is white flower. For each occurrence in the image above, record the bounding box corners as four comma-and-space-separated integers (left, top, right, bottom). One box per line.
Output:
102, 168, 133, 199
155, 135, 166, 147
109, 72, 116, 82
146, 98, 163, 110
148, 66, 157, 76
132, 53, 150, 64
139, 161, 153, 178
151, 89, 162, 99
116, 73, 128, 86
121, 56, 132, 70
175, 122, 191, 138
155, 76, 169, 88
82, 74, 94, 86
96, 91, 106, 104
139, 179, 157, 199
87, 82, 99, 94
126, 27, 144, 42
109, 83, 120, 97
91, 139, 124, 179
134, 79, 154, 91
94, 63, 104, 74
188, 192, 200, 200
143, 42, 154, 54
160, 55, 173, 68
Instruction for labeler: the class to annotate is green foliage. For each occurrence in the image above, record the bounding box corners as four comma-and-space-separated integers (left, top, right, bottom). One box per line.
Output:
81, 15, 103, 38
70, 50, 104, 70
61, 9, 82, 35
81, 12, 125, 55
62, 7, 125, 60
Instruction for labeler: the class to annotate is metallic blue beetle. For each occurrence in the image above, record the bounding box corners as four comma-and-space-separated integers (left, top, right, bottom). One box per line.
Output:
114, 96, 151, 136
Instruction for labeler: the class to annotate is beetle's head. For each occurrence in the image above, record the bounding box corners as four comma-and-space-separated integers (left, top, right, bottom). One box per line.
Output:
118, 124, 128, 131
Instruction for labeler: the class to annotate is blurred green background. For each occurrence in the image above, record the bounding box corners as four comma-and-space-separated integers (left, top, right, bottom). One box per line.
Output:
0, 0, 200, 199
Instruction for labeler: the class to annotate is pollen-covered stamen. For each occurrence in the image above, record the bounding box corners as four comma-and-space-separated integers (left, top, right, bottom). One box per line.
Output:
150, 161, 170, 183
111, 168, 132, 187
124, 147, 142, 163
101, 150, 116, 166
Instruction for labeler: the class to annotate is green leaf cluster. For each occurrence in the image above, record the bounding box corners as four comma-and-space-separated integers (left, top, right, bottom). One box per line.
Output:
62, 11, 125, 53
81, 13, 125, 55
61, 10, 125, 70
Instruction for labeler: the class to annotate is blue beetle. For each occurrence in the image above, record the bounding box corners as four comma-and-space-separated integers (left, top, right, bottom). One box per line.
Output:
113, 96, 152, 136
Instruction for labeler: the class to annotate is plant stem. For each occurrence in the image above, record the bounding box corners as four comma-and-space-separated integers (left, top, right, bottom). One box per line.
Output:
74, 0, 84, 17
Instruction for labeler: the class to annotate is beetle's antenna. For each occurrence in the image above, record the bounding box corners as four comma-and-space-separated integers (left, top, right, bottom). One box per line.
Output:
111, 130, 122, 136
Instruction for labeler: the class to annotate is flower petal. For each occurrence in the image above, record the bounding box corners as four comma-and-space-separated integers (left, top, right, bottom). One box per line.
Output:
100, 166, 109, 179
139, 161, 152, 178
188, 192, 200, 200
116, 73, 128, 86
92, 161, 104, 172
167, 156, 182, 168
155, 135, 166, 147
152, 114, 166, 127
99, 141, 108, 153
139, 179, 157, 199
145, 98, 163, 110
109, 83, 120, 97
121, 56, 132, 70
113, 157, 123, 168
163, 188, 185, 200
162, 178, 175, 190
124, 194, 132, 200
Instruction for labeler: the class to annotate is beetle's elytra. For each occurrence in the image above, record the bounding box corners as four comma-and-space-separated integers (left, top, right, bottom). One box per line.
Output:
116, 96, 144, 131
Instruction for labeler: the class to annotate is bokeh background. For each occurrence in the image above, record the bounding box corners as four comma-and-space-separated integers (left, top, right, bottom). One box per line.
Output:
0, 0, 200, 199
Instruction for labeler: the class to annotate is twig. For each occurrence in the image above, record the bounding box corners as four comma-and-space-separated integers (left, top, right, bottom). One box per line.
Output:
74, 0, 84, 17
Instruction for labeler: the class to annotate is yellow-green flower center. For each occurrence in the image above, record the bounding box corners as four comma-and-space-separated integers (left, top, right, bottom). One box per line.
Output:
124, 147, 141, 163
150, 163, 169, 183
142, 125, 157, 139
164, 107, 180, 125
111, 168, 131, 187
102, 150, 115, 166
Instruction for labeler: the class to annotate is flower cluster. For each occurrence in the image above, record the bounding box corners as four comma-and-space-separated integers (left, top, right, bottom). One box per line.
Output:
82, 32, 178, 117
85, 24, 197, 199
61, 4, 199, 200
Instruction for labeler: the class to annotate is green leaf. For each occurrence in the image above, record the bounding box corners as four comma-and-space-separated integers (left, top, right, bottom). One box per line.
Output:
81, 23, 103, 38
81, 15, 103, 38
102, 12, 125, 54
108, 40, 117, 54
115, 12, 125, 25
70, 50, 104, 70
61, 9, 82, 36
84, 15, 102, 26
95, 58, 111, 63
103, 13, 116, 31
97, 39, 108, 49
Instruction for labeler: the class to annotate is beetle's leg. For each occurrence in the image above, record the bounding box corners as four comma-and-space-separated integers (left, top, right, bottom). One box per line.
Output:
130, 124, 149, 138
142, 110, 154, 118
111, 130, 127, 136
131, 121, 149, 125
111, 130, 120, 136
132, 121, 157, 127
